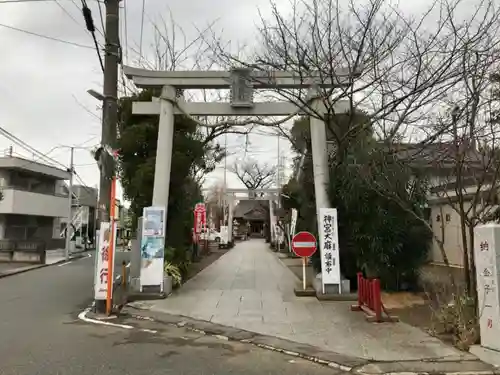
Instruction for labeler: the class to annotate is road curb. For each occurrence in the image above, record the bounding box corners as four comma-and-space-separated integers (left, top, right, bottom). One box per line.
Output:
0, 253, 87, 279
120, 304, 500, 375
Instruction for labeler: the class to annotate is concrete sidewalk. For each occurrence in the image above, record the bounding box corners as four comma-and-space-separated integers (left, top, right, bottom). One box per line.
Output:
129, 239, 468, 362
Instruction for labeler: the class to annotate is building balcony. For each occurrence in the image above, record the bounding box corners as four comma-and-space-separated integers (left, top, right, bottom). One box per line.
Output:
0, 188, 67, 217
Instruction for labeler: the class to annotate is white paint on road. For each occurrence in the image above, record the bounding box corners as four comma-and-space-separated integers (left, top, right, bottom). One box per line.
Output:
58, 261, 73, 267
140, 328, 158, 333
78, 307, 134, 330
58, 253, 91, 266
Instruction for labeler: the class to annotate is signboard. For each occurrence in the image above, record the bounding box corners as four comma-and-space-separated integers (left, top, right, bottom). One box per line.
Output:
292, 231, 317, 257
290, 209, 298, 236
94, 222, 117, 300
220, 226, 229, 245
269, 200, 276, 243
140, 206, 166, 291
194, 203, 206, 235
474, 224, 500, 351
143, 206, 165, 237
318, 208, 341, 293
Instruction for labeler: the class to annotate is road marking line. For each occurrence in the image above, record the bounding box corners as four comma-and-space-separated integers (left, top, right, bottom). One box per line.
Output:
140, 328, 158, 333
78, 307, 134, 329
58, 261, 73, 267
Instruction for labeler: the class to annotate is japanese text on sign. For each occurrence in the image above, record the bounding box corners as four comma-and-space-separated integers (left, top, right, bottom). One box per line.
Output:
473, 224, 500, 350
319, 208, 341, 288
94, 222, 116, 300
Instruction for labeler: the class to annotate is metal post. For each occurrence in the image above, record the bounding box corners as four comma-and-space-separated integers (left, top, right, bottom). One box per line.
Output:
65, 146, 74, 261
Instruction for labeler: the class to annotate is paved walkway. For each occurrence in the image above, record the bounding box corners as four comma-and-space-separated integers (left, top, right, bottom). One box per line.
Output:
132, 239, 467, 361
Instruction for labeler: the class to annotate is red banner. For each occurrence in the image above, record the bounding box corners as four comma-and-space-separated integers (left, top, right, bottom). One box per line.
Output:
194, 203, 206, 236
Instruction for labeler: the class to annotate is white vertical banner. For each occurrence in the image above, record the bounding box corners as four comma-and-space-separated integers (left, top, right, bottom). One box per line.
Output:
269, 200, 276, 242
318, 208, 341, 293
290, 208, 298, 236
94, 222, 117, 300
140, 206, 166, 291
220, 226, 229, 245
474, 224, 500, 351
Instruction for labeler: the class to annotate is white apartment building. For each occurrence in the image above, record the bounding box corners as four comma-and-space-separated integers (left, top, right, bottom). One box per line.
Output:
0, 156, 71, 248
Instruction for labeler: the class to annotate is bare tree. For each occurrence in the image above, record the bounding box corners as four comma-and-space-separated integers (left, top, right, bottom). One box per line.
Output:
230, 159, 277, 194
129, 8, 257, 155
207, 0, 500, 156
205, 182, 226, 230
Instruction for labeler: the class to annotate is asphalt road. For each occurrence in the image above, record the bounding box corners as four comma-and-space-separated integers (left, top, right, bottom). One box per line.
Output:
0, 250, 345, 375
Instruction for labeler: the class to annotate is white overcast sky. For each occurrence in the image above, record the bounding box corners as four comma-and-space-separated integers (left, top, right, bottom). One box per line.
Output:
0, 0, 293, 202
0, 0, 465, 202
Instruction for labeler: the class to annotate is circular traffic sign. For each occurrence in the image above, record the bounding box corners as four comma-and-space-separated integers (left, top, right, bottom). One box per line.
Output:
292, 231, 317, 257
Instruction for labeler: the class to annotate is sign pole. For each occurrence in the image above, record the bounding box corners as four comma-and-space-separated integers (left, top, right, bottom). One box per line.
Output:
302, 256, 307, 290
291, 231, 317, 291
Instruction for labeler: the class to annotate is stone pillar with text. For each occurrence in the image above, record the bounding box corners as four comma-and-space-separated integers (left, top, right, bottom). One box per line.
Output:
474, 224, 500, 352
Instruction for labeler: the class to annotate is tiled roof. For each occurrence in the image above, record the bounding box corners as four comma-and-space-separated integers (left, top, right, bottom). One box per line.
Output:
233, 199, 277, 219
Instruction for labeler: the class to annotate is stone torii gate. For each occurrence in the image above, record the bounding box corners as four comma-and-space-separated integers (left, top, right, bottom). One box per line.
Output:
123, 65, 359, 237
222, 188, 281, 245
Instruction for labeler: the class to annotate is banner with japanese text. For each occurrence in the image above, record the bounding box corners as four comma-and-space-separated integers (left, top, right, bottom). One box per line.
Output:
194, 203, 206, 235
474, 224, 500, 350
140, 206, 166, 291
94, 222, 117, 300
318, 208, 341, 291
290, 208, 298, 237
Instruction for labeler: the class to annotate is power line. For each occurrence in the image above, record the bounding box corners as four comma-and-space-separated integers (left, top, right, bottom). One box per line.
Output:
80, 0, 104, 72
0, 0, 102, 3
122, 0, 128, 64
139, 0, 146, 62
54, 0, 84, 29
0, 127, 68, 169
96, 0, 105, 36
0, 22, 95, 49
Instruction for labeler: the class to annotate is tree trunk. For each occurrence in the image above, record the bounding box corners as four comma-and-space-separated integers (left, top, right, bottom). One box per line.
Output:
459, 211, 472, 295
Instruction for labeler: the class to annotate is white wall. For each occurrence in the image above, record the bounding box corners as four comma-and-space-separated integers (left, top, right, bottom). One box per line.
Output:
0, 189, 67, 218
429, 200, 499, 268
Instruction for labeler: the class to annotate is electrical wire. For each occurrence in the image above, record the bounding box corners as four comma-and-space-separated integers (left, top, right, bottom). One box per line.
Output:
96, 0, 105, 36
0, 128, 99, 206
80, 0, 104, 72
0, 22, 95, 49
0, 0, 104, 3
54, 0, 84, 27
0, 127, 68, 169
122, 0, 128, 64
139, 0, 146, 63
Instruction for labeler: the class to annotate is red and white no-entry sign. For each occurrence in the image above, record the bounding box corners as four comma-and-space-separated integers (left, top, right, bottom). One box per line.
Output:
292, 231, 317, 257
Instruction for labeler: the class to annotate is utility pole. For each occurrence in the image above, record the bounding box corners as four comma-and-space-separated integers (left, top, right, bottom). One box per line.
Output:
97, 0, 120, 226
65, 147, 74, 262
95, 0, 120, 314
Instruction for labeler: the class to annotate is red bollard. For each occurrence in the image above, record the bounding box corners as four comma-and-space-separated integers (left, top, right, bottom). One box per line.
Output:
372, 278, 382, 322
351, 272, 397, 323
357, 272, 363, 306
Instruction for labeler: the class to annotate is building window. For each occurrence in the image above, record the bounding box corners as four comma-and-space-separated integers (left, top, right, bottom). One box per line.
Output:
445, 214, 451, 222
436, 214, 441, 222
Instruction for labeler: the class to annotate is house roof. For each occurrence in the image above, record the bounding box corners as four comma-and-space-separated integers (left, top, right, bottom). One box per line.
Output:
233, 199, 278, 220
429, 176, 496, 194
380, 141, 484, 169
0, 156, 71, 180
